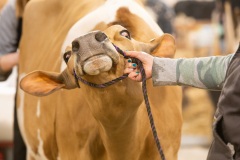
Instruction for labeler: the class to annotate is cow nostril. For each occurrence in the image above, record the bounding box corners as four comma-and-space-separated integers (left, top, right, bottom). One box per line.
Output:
72, 41, 80, 52
95, 32, 107, 42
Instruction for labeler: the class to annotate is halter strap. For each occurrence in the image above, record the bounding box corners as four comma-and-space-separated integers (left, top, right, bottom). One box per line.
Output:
73, 70, 128, 88
73, 44, 166, 160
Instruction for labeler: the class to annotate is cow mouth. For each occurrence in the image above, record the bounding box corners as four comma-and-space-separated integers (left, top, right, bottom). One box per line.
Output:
73, 38, 122, 77
73, 40, 123, 76
82, 54, 113, 75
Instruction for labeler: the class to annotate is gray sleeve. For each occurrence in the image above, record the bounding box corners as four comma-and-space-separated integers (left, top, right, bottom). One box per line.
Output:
0, 0, 19, 55
152, 54, 234, 90
0, 0, 18, 81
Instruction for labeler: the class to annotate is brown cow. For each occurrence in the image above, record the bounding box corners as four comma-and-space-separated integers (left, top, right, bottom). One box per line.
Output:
17, 0, 182, 159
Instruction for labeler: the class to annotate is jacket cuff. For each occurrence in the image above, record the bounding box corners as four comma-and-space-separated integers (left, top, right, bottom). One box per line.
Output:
152, 57, 178, 86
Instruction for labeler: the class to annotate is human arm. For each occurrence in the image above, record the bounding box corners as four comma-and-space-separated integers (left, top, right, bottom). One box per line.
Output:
0, 52, 19, 81
0, 0, 20, 81
152, 54, 233, 90
0, 0, 19, 54
124, 51, 234, 90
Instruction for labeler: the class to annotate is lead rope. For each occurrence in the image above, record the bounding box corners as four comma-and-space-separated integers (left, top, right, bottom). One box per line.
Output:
73, 45, 166, 160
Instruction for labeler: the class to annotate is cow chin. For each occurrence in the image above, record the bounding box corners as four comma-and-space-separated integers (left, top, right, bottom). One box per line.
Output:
83, 54, 113, 75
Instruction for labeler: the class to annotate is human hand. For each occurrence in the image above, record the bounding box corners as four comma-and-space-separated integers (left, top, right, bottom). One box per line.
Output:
0, 52, 19, 73
124, 51, 153, 82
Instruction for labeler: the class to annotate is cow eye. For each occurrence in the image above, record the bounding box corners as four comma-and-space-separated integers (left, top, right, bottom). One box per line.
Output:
120, 30, 131, 40
63, 51, 71, 64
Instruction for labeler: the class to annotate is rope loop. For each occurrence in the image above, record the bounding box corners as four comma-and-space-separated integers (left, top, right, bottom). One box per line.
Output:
73, 44, 166, 160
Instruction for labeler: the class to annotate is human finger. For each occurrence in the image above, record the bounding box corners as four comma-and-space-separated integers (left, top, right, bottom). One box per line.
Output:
124, 67, 134, 74
128, 71, 142, 82
125, 62, 138, 69
125, 58, 132, 63
125, 51, 143, 59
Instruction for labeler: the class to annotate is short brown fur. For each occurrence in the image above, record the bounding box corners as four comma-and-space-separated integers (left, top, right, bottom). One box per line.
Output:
18, 1, 182, 159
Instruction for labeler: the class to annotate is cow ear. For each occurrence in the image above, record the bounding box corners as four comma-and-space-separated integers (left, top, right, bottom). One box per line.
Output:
149, 33, 176, 58
20, 71, 65, 97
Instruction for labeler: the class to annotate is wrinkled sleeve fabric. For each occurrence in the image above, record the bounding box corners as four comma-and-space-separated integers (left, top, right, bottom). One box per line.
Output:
152, 54, 234, 90
0, 0, 18, 81
0, 0, 18, 55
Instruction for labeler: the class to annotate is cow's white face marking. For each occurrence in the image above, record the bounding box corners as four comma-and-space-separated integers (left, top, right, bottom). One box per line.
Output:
36, 100, 41, 118
60, 0, 163, 71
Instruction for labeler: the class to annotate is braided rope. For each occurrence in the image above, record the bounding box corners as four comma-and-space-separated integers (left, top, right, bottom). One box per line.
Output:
137, 59, 166, 160
74, 71, 128, 88
73, 44, 166, 160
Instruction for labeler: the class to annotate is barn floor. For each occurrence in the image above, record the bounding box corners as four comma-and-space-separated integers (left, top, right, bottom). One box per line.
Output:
179, 145, 209, 160
178, 87, 213, 159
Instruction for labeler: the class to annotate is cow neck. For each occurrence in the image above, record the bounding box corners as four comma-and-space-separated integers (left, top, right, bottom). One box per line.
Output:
73, 45, 166, 160
99, 113, 140, 160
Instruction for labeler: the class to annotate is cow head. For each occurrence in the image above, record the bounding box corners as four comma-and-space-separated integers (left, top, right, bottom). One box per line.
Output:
20, 25, 176, 96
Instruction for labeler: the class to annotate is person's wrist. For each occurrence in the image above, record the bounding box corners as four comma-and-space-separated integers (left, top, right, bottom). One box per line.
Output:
145, 64, 153, 79
0, 56, 12, 74
0, 57, 3, 73
148, 56, 154, 79
0, 53, 18, 72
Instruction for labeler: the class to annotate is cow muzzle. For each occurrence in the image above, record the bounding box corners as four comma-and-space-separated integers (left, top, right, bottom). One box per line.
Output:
72, 31, 120, 76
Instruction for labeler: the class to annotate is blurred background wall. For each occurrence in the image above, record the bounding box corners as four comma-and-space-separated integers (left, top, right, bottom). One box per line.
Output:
0, 0, 7, 9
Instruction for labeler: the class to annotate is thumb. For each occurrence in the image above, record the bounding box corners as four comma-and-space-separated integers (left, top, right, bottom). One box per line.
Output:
125, 51, 150, 64
125, 51, 142, 59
